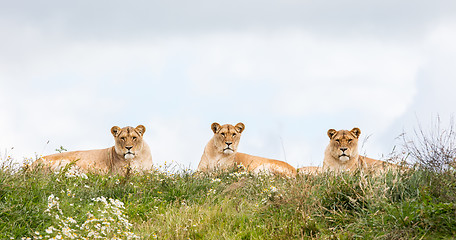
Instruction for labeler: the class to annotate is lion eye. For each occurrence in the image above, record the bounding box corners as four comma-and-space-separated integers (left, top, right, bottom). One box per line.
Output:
335, 139, 340, 143
221, 133, 226, 137
348, 139, 352, 143
232, 133, 236, 137
133, 137, 137, 141
121, 137, 126, 141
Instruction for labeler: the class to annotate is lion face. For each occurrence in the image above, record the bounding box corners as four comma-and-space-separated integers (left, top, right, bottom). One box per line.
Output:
211, 122, 245, 155
111, 125, 146, 160
327, 128, 361, 162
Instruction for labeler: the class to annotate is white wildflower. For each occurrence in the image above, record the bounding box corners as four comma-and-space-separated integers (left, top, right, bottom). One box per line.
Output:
269, 185, 278, 193
211, 178, 221, 183
45, 226, 56, 234
207, 188, 217, 195
36, 194, 139, 240
67, 217, 77, 224
64, 166, 88, 179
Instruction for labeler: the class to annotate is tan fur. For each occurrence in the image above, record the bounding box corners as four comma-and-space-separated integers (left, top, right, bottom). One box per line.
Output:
197, 122, 297, 177
32, 125, 153, 175
322, 128, 393, 173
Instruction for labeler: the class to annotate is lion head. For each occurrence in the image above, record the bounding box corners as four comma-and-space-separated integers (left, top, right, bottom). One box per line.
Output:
111, 125, 146, 160
326, 127, 361, 162
210, 122, 245, 155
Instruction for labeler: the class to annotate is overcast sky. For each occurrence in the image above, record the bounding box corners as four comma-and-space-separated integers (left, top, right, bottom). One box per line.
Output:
1, 1, 455, 169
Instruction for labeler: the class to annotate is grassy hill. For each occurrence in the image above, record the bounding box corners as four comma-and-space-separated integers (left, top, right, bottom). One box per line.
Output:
1, 160, 455, 239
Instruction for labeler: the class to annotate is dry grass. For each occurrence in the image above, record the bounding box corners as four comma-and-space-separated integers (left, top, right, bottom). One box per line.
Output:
2, 118, 456, 239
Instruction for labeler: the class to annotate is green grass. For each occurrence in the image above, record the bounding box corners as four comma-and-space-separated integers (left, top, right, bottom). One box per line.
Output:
1, 161, 456, 239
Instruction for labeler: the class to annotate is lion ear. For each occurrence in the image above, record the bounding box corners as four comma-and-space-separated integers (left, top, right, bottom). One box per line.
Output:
235, 122, 245, 134
136, 125, 146, 136
211, 122, 221, 134
327, 129, 337, 139
350, 127, 361, 138
111, 126, 121, 137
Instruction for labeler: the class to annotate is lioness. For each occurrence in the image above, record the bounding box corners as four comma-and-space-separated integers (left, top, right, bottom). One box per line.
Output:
33, 125, 153, 174
323, 127, 392, 172
197, 122, 297, 177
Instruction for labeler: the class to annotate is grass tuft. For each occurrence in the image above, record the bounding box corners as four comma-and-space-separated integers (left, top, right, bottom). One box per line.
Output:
0, 163, 455, 239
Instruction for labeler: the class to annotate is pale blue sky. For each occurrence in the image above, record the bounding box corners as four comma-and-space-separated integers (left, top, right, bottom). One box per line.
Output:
1, 0, 455, 169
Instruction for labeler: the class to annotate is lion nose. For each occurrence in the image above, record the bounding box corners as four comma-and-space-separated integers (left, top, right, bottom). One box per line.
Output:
340, 147, 348, 152
126, 146, 133, 150
226, 142, 232, 146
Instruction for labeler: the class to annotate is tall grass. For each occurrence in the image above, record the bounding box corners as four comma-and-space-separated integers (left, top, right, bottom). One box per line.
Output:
1, 164, 455, 239
1, 119, 456, 239
402, 116, 456, 171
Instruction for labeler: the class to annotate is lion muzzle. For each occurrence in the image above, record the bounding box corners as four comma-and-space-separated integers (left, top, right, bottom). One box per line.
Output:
223, 148, 234, 154
223, 142, 235, 154
339, 155, 350, 162
124, 152, 135, 159
338, 148, 351, 162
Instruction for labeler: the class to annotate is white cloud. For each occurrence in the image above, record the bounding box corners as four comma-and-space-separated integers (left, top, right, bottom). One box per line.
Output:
145, 116, 208, 169
0, 29, 423, 167
186, 30, 421, 132
1, 8, 455, 169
